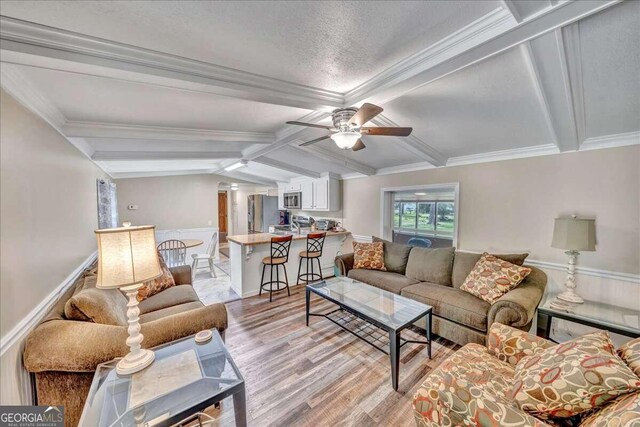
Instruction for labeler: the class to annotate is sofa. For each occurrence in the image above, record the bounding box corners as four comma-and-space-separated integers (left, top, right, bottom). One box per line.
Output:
23, 263, 228, 427
413, 323, 640, 426
335, 241, 547, 346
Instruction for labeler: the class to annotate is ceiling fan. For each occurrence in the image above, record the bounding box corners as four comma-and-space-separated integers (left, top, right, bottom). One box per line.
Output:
286, 103, 412, 152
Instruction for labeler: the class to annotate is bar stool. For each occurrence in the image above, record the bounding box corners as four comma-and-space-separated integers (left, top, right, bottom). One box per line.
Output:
260, 235, 293, 302
297, 232, 326, 285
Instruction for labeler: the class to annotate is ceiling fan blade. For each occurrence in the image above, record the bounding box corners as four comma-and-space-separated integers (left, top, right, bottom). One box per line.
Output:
286, 121, 334, 130
361, 127, 413, 136
299, 135, 331, 147
348, 103, 383, 127
352, 139, 366, 151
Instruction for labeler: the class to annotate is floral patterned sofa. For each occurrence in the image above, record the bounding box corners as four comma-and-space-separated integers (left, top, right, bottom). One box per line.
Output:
413, 323, 640, 427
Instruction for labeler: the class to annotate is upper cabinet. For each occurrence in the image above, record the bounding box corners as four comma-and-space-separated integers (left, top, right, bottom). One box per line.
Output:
278, 175, 340, 212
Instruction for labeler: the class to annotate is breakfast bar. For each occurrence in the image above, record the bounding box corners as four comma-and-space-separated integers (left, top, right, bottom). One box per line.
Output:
227, 231, 351, 298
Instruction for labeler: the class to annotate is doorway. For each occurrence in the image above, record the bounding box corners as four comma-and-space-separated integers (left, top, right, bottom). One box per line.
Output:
218, 191, 228, 243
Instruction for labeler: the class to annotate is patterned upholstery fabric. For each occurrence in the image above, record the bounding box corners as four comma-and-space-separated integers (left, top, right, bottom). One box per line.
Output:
413, 344, 553, 427
487, 323, 554, 366
617, 337, 640, 377
352, 241, 386, 271
580, 391, 640, 427
511, 331, 640, 419
460, 253, 531, 304
136, 251, 175, 302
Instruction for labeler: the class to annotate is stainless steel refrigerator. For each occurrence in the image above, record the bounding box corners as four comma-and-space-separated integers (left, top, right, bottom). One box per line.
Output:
247, 195, 280, 233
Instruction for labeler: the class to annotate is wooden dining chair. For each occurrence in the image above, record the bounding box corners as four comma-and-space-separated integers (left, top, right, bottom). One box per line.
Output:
191, 231, 219, 280
157, 239, 187, 268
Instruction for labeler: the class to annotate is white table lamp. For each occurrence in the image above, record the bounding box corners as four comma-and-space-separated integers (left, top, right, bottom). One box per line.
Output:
551, 215, 596, 304
95, 225, 162, 375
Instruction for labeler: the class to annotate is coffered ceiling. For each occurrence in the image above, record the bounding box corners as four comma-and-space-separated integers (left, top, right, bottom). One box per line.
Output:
1, 0, 638, 185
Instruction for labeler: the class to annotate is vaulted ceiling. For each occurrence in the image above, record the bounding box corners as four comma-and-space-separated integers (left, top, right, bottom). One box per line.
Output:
1, 0, 638, 185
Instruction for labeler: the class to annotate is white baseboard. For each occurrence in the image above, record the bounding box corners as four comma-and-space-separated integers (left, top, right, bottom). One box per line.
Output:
0, 251, 97, 405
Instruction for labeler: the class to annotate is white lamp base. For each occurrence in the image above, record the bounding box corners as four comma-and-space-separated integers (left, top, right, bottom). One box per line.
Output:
116, 348, 155, 375
557, 250, 584, 304
556, 289, 584, 304
117, 284, 155, 375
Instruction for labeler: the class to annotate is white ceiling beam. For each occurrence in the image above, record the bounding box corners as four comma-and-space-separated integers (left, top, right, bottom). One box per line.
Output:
346, 0, 621, 108
289, 146, 375, 176
561, 24, 587, 148
0, 16, 343, 111
92, 151, 242, 161
501, 1, 524, 23
527, 29, 580, 151
370, 115, 447, 166
252, 157, 321, 179
218, 170, 276, 187
63, 121, 274, 143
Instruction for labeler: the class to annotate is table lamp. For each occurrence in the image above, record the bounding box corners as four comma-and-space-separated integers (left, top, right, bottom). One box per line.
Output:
551, 215, 596, 304
95, 225, 162, 375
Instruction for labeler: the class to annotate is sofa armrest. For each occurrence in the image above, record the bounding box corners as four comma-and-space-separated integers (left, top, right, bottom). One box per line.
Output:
487, 267, 546, 329
24, 303, 227, 373
334, 253, 354, 276
170, 265, 192, 285
486, 323, 554, 366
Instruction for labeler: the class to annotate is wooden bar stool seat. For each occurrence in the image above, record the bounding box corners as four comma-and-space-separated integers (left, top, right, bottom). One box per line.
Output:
297, 232, 326, 285
260, 235, 293, 302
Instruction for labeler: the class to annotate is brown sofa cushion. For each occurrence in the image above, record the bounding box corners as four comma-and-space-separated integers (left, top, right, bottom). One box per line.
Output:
137, 250, 176, 302
401, 282, 490, 332
348, 269, 419, 294
405, 247, 455, 287
139, 301, 204, 323
452, 251, 529, 289
138, 285, 200, 315
372, 236, 412, 275
64, 276, 128, 326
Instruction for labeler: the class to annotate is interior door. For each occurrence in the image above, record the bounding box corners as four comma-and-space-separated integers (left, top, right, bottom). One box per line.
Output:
218, 192, 228, 233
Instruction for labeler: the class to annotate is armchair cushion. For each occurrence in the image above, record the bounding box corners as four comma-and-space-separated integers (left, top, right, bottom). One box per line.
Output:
511, 331, 640, 419
413, 343, 551, 427
580, 391, 640, 427
487, 323, 554, 366
617, 337, 640, 377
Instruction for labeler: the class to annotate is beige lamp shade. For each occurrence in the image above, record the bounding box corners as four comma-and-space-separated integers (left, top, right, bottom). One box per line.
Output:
95, 225, 162, 289
551, 217, 596, 251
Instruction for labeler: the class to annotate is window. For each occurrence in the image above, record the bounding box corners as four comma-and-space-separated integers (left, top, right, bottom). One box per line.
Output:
382, 184, 458, 247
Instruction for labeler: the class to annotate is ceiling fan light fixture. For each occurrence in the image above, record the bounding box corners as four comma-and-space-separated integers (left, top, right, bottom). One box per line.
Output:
330, 131, 361, 149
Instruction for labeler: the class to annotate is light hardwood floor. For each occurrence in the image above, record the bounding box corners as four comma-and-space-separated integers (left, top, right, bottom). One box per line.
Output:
206, 284, 459, 426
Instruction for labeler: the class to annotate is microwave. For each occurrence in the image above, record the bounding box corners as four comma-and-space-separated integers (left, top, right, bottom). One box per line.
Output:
283, 191, 301, 209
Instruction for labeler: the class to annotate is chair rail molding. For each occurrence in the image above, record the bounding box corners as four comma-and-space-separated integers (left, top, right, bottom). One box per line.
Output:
0, 251, 98, 405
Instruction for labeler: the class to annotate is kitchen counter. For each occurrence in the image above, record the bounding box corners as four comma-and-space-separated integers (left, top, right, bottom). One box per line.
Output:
227, 230, 351, 246
226, 230, 351, 298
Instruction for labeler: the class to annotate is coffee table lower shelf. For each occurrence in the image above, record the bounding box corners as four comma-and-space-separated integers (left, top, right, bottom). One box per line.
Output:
306, 287, 432, 391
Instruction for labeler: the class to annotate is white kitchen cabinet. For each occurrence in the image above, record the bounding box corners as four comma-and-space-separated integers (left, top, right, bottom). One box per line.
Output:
286, 183, 301, 192
300, 180, 314, 210
313, 178, 329, 210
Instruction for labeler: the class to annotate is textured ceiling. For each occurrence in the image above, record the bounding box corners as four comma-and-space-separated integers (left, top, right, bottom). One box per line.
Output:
0, 0, 499, 92
1, 1, 638, 183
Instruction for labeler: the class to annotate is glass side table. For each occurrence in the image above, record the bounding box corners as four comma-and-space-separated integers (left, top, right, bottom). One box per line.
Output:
538, 293, 640, 341
79, 330, 246, 427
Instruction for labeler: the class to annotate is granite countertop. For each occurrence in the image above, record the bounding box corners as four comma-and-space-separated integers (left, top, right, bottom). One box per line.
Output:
227, 230, 351, 246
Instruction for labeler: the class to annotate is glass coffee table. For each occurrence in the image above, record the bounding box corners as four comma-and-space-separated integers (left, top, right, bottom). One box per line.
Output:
79, 329, 246, 427
306, 277, 432, 391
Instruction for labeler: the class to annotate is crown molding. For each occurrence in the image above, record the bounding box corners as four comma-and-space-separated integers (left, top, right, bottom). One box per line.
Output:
580, 131, 640, 151
92, 150, 242, 161
344, 7, 518, 105
62, 121, 274, 143
446, 144, 560, 167
252, 157, 321, 179
110, 169, 217, 179
0, 16, 343, 111
370, 115, 447, 167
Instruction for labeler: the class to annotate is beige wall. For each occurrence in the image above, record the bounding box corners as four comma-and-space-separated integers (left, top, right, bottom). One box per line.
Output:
342, 146, 640, 274
0, 90, 108, 337
115, 174, 225, 230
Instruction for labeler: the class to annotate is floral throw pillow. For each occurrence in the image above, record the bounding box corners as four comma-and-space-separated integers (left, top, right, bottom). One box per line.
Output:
136, 250, 175, 302
511, 331, 640, 419
460, 253, 532, 304
352, 241, 386, 271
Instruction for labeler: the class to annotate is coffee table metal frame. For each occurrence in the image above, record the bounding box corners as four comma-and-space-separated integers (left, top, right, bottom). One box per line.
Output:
306, 282, 432, 391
